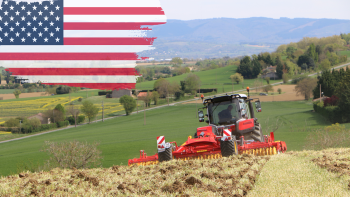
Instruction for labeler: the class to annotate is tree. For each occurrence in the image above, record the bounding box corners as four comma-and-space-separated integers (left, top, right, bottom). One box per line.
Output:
80, 100, 99, 123
170, 57, 183, 67
286, 46, 297, 59
68, 104, 80, 127
43, 109, 64, 123
253, 78, 263, 93
184, 73, 201, 94
306, 43, 318, 62
264, 77, 270, 84
230, 73, 244, 84
275, 56, 283, 78
151, 91, 160, 105
319, 59, 331, 71
278, 88, 282, 94
119, 95, 136, 116
13, 89, 21, 99
294, 78, 317, 100
262, 84, 273, 93
282, 73, 289, 84
54, 104, 66, 121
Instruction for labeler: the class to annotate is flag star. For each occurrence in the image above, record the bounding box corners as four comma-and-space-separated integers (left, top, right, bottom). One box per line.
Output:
27, 11, 31, 16
9, 27, 14, 31
0, 37, 2, 42
21, 16, 26, 21
50, 32, 54, 37
38, 11, 43, 16
50, 11, 54, 16
39, 2, 42, 5
0, 27, 2, 31
55, 5, 60, 10
10, 37, 14, 42
10, 5, 14, 10
15, 32, 20, 37
50, 21, 54, 26
4, 1, 8, 5
32, 16, 37, 21
21, 37, 25, 42
15, 10, 20, 15
32, 26, 37, 31
27, 21, 31, 26
44, 16, 48, 21
38, 32, 43, 37
32, 37, 37, 42
55, 26, 60, 32
4, 11, 8, 16
15, 1, 19, 5
55, 37, 60, 42
27, 32, 31, 37
9, 16, 14, 21
27, 2, 31, 5
32, 5, 37, 10
0, 6, 2, 10
21, 5, 25, 10
44, 6, 48, 10
38, 21, 43, 26
0, 16, 2, 21
15, 21, 20, 26
50, 1, 54, 5
4, 21, 8, 26
44, 27, 48, 31
4, 32, 8, 37
21, 26, 26, 31
44, 37, 48, 42
55, 16, 60, 21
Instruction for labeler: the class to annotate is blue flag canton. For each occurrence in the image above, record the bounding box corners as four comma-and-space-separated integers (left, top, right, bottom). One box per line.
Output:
0, 0, 63, 45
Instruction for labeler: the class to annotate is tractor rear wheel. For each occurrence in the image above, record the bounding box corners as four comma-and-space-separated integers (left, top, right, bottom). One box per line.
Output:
158, 145, 173, 162
220, 139, 238, 157
251, 123, 264, 142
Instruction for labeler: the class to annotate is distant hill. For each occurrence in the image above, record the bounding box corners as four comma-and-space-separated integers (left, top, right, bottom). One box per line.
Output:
140, 17, 350, 59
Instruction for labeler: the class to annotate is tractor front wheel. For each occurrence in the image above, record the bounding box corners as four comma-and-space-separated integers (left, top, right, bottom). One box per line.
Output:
220, 139, 238, 157
158, 145, 173, 162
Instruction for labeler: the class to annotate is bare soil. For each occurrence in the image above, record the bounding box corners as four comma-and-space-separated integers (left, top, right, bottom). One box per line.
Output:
0, 92, 48, 100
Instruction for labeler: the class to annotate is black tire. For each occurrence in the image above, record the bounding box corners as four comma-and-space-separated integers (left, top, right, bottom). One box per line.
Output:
220, 140, 238, 157
251, 123, 264, 142
158, 146, 173, 162
194, 132, 198, 138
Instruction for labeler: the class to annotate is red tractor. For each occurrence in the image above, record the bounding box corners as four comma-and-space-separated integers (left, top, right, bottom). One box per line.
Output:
128, 92, 287, 166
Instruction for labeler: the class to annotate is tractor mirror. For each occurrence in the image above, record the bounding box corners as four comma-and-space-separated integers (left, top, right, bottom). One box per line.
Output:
198, 111, 204, 122
255, 101, 262, 112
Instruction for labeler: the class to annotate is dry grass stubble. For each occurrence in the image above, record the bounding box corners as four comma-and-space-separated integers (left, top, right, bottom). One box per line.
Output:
248, 153, 350, 197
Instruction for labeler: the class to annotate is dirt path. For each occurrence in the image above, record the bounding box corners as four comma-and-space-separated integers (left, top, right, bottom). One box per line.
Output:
0, 92, 48, 100
248, 154, 350, 196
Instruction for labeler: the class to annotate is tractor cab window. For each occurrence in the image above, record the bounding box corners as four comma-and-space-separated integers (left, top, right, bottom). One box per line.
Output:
239, 99, 251, 119
208, 100, 239, 125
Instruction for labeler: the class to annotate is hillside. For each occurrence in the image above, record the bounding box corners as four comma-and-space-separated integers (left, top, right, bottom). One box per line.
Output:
140, 17, 350, 59
0, 148, 349, 196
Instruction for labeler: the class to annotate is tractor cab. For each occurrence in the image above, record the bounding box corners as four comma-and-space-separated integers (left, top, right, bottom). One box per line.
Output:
197, 94, 263, 142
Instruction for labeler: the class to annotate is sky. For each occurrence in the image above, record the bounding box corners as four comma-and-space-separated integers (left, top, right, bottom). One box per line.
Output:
160, 0, 350, 21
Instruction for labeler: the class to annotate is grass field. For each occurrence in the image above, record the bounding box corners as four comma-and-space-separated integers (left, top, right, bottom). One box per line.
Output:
339, 50, 350, 57
0, 89, 16, 94
0, 100, 349, 177
136, 65, 280, 93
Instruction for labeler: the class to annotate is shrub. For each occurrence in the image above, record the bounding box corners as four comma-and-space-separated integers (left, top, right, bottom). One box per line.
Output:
81, 100, 99, 123
56, 86, 71, 94
41, 141, 103, 169
67, 116, 75, 125
323, 95, 339, 107
5, 118, 20, 127
277, 88, 282, 94
119, 95, 136, 115
78, 115, 85, 123
57, 120, 69, 128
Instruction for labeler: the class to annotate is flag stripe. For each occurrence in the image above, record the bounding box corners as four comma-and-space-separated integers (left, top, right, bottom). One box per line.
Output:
43, 83, 136, 90
63, 22, 166, 30
7, 68, 136, 75
0, 45, 154, 53
64, 7, 165, 15
64, 38, 156, 45
64, 15, 167, 23
15, 76, 136, 83
0, 53, 140, 60
64, 0, 161, 7
64, 30, 149, 37
2, 60, 137, 68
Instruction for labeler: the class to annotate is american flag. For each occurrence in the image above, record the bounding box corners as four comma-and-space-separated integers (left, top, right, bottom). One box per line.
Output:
0, 0, 166, 90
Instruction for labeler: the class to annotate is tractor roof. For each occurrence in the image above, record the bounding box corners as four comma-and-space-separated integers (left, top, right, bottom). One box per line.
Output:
203, 94, 247, 104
